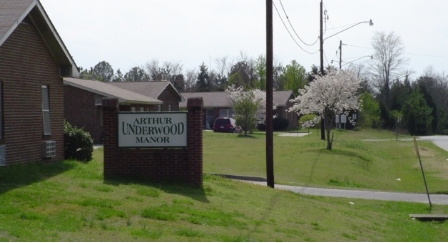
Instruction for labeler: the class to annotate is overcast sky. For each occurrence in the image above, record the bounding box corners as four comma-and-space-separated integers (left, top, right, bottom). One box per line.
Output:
40, 0, 448, 79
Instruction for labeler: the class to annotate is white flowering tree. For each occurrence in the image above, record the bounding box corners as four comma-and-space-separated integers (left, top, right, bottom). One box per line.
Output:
288, 70, 362, 150
226, 85, 267, 136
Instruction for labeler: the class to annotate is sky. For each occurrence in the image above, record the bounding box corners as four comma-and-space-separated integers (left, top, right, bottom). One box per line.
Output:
40, 0, 448, 79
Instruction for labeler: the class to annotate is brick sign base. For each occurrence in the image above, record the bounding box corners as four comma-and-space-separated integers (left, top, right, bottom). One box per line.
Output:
102, 98, 203, 187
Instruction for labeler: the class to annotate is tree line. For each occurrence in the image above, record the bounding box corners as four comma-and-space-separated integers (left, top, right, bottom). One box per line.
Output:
353, 31, 448, 136
78, 52, 308, 95
78, 31, 448, 136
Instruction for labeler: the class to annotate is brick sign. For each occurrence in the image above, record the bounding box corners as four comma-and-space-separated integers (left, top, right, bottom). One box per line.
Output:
118, 112, 187, 148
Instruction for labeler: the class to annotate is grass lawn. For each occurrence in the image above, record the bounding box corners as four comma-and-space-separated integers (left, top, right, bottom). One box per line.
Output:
0, 129, 447, 241
204, 128, 448, 193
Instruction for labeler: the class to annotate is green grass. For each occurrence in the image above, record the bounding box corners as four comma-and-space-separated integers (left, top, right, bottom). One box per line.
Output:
0, 129, 447, 241
204, 129, 448, 193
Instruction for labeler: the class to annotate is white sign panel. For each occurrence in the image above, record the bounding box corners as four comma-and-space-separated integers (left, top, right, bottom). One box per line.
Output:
118, 112, 187, 148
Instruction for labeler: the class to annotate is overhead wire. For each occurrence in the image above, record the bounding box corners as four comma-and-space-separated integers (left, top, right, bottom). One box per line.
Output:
272, 1, 319, 55
323, 4, 341, 42
278, 0, 319, 46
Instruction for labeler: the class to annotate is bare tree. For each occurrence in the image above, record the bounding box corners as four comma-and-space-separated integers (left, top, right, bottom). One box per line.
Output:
145, 59, 162, 81
184, 69, 198, 92
369, 31, 408, 107
346, 63, 374, 94
214, 56, 230, 78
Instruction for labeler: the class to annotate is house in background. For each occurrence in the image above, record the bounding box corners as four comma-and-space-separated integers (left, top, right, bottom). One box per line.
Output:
64, 78, 166, 144
180, 90, 297, 129
109, 81, 183, 112
0, 0, 79, 166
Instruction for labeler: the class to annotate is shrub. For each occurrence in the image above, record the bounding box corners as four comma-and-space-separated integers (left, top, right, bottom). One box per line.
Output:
299, 114, 319, 129
64, 121, 93, 162
256, 117, 289, 131
273, 117, 289, 131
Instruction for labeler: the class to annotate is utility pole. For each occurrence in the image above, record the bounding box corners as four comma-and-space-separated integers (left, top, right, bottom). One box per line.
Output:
266, 0, 274, 188
319, 0, 325, 140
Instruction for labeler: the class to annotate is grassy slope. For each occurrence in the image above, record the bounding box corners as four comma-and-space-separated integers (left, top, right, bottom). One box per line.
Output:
204, 129, 448, 193
0, 129, 447, 241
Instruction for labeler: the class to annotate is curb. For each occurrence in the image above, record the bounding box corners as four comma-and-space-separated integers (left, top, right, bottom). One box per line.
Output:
211, 174, 267, 182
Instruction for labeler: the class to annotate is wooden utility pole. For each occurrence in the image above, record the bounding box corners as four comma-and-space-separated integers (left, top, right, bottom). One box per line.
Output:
266, 0, 274, 188
319, 0, 325, 140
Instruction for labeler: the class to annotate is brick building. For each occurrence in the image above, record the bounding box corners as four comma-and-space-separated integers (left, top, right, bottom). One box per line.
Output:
64, 79, 183, 144
0, 0, 79, 165
109, 81, 183, 112
64, 78, 165, 144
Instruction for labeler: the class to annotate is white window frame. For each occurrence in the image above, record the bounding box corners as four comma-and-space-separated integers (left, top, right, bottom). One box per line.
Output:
42, 85, 51, 135
94, 95, 102, 106
168, 105, 172, 111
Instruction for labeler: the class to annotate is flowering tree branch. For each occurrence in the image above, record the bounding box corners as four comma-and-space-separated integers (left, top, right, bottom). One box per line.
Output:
288, 70, 362, 150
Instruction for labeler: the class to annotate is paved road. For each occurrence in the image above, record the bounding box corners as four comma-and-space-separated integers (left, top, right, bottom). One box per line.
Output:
418, 135, 448, 152
362, 135, 448, 152
239, 180, 448, 205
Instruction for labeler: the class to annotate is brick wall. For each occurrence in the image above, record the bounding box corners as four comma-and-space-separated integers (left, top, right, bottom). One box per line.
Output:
0, 18, 64, 165
64, 86, 103, 143
158, 86, 180, 111
103, 97, 203, 186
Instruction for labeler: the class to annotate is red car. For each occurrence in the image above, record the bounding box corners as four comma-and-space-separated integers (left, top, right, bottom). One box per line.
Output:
213, 117, 238, 133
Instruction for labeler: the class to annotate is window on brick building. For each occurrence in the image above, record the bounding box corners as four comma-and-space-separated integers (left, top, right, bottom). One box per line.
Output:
168, 105, 171, 111
98, 107, 103, 127
219, 109, 234, 118
42, 85, 51, 135
158, 105, 161, 112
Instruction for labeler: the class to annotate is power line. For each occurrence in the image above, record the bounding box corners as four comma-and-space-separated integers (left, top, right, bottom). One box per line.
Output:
323, 3, 341, 42
346, 44, 448, 59
272, 1, 319, 55
278, 0, 319, 46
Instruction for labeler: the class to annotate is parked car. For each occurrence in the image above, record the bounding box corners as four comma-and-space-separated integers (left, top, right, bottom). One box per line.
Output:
213, 117, 238, 133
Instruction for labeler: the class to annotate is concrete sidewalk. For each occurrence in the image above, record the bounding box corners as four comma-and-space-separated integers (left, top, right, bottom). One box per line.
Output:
241, 180, 448, 205
214, 174, 448, 205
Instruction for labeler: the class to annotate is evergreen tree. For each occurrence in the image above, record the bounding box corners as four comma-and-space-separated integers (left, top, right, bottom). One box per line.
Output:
195, 63, 210, 92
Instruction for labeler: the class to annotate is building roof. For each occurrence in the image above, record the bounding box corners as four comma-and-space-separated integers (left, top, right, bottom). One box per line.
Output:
109, 81, 184, 102
179, 90, 295, 108
64, 78, 162, 105
0, 0, 79, 77
273, 90, 295, 106
180, 92, 233, 108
